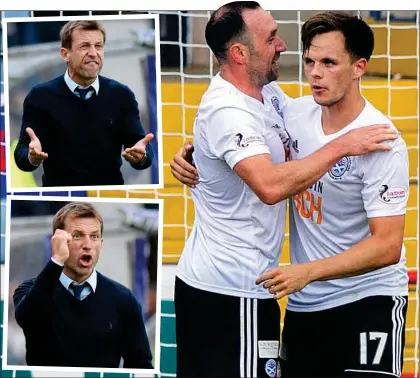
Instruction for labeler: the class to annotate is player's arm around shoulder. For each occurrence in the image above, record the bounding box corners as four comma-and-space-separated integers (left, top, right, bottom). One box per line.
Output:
234, 124, 395, 206
242, 108, 401, 207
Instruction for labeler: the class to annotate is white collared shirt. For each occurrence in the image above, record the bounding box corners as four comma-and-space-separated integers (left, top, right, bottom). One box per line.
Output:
64, 69, 100, 97
51, 256, 97, 300
59, 269, 97, 301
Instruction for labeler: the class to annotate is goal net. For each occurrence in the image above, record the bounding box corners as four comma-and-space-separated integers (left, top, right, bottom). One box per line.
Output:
0, 8, 419, 378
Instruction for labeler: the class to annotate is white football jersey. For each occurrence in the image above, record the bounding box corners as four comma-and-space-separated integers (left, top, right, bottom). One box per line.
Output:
285, 96, 409, 312
176, 73, 290, 298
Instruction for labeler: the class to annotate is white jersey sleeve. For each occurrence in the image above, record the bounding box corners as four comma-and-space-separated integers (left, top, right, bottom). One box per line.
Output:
360, 137, 409, 218
207, 108, 270, 169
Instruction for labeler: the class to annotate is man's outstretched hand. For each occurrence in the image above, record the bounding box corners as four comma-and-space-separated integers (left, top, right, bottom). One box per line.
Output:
27, 127, 48, 166
122, 133, 154, 164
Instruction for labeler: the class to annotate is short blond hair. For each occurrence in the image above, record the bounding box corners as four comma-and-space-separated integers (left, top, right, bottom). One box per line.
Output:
52, 202, 104, 235
60, 20, 106, 49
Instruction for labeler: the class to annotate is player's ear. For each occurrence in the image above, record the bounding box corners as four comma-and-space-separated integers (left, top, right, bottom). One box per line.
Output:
353, 58, 367, 80
229, 43, 246, 65
60, 47, 70, 63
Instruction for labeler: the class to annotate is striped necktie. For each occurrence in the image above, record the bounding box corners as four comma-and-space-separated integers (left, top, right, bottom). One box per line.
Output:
70, 282, 87, 300
75, 87, 92, 100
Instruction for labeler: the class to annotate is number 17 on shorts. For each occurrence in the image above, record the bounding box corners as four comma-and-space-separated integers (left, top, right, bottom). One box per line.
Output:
344, 296, 408, 377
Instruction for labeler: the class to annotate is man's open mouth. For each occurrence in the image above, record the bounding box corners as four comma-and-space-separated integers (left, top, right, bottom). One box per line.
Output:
79, 254, 92, 266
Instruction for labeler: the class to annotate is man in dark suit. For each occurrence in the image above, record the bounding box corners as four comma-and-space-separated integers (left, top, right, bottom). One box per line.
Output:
14, 20, 155, 187
13, 202, 154, 369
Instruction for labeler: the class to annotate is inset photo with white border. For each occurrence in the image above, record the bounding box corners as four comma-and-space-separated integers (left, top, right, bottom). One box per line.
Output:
2, 14, 163, 192
2, 195, 163, 375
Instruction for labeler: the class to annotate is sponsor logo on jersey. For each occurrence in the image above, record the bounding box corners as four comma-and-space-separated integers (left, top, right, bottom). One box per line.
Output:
328, 156, 351, 180
378, 185, 408, 203
265, 358, 277, 378
294, 189, 323, 225
271, 96, 284, 118
234, 133, 263, 148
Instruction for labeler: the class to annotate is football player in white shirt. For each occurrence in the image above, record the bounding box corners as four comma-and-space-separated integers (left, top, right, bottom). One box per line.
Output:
170, 4, 399, 377
256, 12, 409, 378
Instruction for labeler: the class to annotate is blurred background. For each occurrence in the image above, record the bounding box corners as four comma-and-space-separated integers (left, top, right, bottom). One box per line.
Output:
3, 14, 160, 188
1, 8, 419, 378
6, 199, 160, 368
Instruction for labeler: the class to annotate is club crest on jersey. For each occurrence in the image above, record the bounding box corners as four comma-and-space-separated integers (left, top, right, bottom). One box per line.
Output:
265, 359, 277, 378
328, 156, 351, 180
271, 96, 284, 118
234, 133, 263, 148
378, 185, 408, 203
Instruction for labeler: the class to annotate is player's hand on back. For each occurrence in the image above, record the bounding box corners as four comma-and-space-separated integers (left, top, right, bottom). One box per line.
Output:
170, 141, 198, 188
26, 127, 48, 165
337, 124, 398, 156
51, 229, 72, 265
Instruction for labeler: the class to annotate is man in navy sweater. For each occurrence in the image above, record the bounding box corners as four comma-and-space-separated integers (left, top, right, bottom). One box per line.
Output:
13, 202, 154, 369
14, 20, 155, 187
